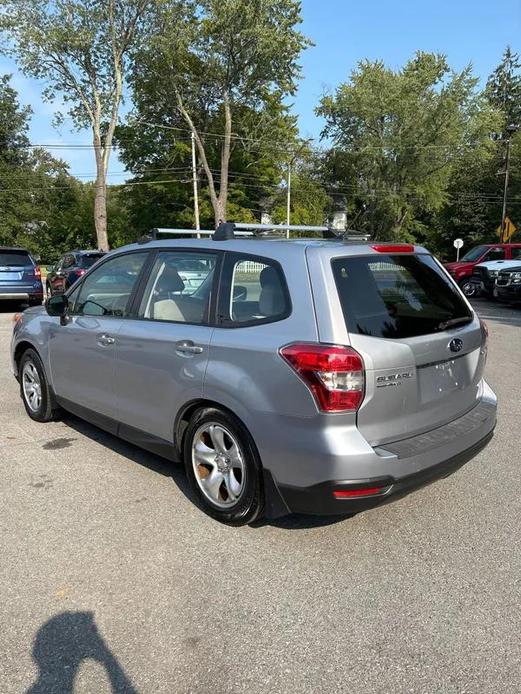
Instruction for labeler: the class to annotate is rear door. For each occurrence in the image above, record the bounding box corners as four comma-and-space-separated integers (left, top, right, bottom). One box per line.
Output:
113, 249, 220, 442
325, 251, 486, 445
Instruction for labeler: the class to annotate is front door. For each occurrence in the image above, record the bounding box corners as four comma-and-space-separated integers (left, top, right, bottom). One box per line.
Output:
113, 249, 220, 443
49, 251, 149, 420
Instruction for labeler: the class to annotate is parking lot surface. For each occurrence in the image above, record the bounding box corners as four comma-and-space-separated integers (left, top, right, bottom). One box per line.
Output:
0, 299, 520, 694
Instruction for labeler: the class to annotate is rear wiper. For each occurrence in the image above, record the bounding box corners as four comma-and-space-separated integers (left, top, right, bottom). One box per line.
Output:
437, 316, 472, 331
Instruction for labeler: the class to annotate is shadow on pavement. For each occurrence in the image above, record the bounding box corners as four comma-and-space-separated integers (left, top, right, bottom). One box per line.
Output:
470, 297, 521, 328
27, 611, 137, 694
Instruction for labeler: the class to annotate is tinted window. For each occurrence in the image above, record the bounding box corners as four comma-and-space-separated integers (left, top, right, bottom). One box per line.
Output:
332, 254, 472, 339
78, 253, 104, 269
139, 251, 217, 323
0, 250, 32, 266
222, 256, 290, 325
75, 252, 147, 317
461, 246, 487, 262
485, 248, 505, 261
511, 248, 521, 259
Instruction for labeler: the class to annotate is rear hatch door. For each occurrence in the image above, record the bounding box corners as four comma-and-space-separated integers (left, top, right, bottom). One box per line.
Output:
330, 251, 486, 445
0, 249, 34, 285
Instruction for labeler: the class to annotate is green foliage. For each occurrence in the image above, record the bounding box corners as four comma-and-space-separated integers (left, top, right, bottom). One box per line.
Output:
485, 46, 521, 133
317, 52, 500, 241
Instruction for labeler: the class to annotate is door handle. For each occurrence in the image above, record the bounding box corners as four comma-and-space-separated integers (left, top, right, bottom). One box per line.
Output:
175, 340, 203, 356
97, 333, 115, 346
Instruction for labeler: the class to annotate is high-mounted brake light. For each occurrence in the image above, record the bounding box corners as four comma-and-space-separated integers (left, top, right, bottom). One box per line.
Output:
280, 343, 365, 413
371, 244, 414, 253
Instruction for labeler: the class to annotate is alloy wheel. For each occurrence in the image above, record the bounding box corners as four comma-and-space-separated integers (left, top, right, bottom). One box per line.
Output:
22, 361, 42, 413
191, 422, 246, 508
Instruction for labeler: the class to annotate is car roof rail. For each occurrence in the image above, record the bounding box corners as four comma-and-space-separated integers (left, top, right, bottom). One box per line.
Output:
137, 224, 370, 243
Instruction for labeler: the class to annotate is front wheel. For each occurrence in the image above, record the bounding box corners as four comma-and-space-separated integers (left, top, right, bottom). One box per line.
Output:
183, 407, 264, 525
19, 349, 60, 422
460, 279, 478, 298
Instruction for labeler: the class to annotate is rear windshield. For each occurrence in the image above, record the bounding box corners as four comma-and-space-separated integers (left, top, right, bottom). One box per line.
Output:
332, 254, 472, 339
78, 253, 104, 269
0, 250, 32, 266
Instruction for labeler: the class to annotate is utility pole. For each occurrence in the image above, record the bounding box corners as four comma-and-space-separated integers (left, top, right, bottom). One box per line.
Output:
191, 132, 201, 238
286, 161, 291, 239
501, 123, 517, 242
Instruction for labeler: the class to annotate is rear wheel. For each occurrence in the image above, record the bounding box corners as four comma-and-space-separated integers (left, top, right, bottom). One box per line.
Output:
19, 349, 60, 422
183, 407, 264, 525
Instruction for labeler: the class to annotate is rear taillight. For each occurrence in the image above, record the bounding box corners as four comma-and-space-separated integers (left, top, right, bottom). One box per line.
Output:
76, 269, 86, 277
32, 265, 42, 279
280, 343, 365, 413
480, 318, 488, 358
371, 244, 414, 253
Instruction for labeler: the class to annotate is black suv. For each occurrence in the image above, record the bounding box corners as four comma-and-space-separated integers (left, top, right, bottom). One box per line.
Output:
0, 247, 43, 306
46, 250, 105, 297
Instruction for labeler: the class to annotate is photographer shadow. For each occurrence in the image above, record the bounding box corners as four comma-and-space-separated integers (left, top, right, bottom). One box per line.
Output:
27, 611, 137, 694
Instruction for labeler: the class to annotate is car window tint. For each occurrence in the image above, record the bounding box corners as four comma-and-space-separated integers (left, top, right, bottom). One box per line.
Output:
511, 248, 521, 259
0, 251, 32, 266
486, 248, 505, 261
139, 251, 217, 324
332, 254, 472, 339
62, 254, 75, 268
78, 253, 104, 269
75, 252, 147, 317
227, 257, 289, 324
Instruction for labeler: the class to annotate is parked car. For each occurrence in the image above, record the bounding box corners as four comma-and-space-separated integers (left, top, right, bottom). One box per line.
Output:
445, 243, 521, 290
11, 226, 496, 525
46, 250, 105, 297
0, 247, 43, 307
495, 265, 521, 304
465, 258, 521, 298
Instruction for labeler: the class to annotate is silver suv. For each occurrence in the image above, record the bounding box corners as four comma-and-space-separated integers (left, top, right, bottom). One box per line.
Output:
11, 225, 497, 525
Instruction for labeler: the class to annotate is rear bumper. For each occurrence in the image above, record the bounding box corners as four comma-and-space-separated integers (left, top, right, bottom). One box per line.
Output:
277, 429, 494, 515
265, 385, 497, 517
0, 285, 43, 301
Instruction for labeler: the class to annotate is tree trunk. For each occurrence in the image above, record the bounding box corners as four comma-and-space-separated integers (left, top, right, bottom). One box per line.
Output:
94, 173, 109, 251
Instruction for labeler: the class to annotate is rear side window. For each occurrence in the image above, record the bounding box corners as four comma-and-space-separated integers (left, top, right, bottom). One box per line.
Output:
218, 254, 290, 326
0, 250, 32, 266
332, 254, 472, 339
511, 248, 521, 259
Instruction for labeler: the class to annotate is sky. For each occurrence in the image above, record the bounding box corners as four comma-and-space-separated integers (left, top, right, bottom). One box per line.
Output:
0, 0, 520, 180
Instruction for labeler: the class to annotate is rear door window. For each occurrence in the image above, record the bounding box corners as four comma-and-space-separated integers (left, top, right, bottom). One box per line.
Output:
332, 254, 472, 339
78, 253, 104, 269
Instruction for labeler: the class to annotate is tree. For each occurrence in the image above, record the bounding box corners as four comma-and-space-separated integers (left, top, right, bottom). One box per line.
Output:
132, 0, 310, 225
317, 53, 499, 240
1, 0, 152, 250
486, 46, 521, 132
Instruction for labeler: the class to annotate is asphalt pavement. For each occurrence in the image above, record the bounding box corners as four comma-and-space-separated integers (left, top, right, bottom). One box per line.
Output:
0, 298, 520, 694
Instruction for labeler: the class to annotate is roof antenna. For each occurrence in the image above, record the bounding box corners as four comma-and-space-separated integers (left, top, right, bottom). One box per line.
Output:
213, 222, 236, 241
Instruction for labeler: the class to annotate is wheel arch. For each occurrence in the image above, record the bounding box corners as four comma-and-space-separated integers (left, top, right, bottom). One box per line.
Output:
14, 340, 40, 373
174, 398, 252, 459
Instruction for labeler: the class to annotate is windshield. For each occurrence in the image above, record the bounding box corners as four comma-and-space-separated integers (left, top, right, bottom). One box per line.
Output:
0, 251, 32, 266
461, 245, 488, 262
332, 253, 472, 339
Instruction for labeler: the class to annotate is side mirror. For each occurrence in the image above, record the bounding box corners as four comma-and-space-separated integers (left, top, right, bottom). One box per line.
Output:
233, 285, 247, 302
46, 294, 69, 323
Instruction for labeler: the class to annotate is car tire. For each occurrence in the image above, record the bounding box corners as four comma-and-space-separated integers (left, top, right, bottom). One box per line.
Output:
460, 279, 477, 298
183, 407, 264, 526
19, 348, 61, 423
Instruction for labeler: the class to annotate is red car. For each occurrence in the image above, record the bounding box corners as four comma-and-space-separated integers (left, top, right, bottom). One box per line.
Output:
445, 243, 521, 290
